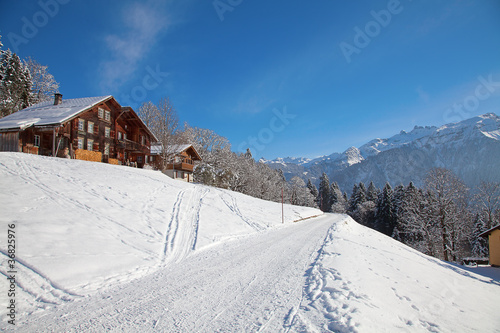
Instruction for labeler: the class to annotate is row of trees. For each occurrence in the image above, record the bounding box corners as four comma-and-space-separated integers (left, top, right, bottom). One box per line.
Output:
138, 99, 316, 207
308, 169, 499, 262
0, 35, 59, 118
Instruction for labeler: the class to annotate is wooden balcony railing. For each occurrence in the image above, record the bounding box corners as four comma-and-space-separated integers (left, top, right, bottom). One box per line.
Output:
116, 139, 148, 154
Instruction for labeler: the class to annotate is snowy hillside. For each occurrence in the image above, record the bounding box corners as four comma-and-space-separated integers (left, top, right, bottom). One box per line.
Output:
264, 113, 500, 191
1, 153, 499, 332
0, 152, 320, 318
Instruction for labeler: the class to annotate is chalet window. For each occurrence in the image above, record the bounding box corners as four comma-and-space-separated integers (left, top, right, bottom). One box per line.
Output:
34, 135, 40, 147
105, 127, 110, 138
104, 143, 110, 155
87, 139, 94, 151
104, 111, 111, 122
78, 137, 84, 150
123, 133, 127, 140
137, 156, 143, 163
78, 119, 85, 131
98, 108, 104, 118
141, 136, 146, 145
117, 132, 122, 140
87, 122, 94, 134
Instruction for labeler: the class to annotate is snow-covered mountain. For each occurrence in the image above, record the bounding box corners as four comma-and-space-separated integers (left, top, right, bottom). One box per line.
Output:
263, 113, 500, 192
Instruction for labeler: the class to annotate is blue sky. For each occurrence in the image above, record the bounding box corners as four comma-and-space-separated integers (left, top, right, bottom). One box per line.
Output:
1, 0, 500, 159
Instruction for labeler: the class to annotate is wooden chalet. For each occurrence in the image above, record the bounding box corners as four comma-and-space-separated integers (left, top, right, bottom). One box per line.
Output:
0, 94, 157, 168
479, 224, 500, 267
151, 144, 201, 182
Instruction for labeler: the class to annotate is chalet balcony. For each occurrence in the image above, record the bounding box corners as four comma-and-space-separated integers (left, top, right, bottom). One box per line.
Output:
116, 138, 148, 154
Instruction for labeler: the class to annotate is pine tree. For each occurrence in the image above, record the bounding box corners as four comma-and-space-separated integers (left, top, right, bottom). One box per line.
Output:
375, 182, 394, 235
366, 181, 379, 203
244, 148, 253, 160
318, 173, 332, 212
470, 214, 488, 258
307, 179, 319, 205
0, 49, 32, 118
348, 184, 359, 213
347, 182, 371, 224
330, 181, 346, 213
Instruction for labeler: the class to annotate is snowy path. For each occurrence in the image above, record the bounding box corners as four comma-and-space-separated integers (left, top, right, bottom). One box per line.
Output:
16, 215, 339, 332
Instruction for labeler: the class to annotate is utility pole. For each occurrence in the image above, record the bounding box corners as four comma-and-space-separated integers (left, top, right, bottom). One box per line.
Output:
282, 187, 284, 224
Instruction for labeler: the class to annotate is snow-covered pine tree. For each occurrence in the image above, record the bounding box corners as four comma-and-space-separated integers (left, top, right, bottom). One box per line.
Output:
362, 181, 379, 228
318, 173, 332, 212
366, 181, 379, 203
470, 213, 488, 258
375, 182, 394, 235
347, 182, 371, 225
0, 49, 32, 118
307, 179, 319, 205
330, 181, 346, 213
0, 35, 4, 81
290, 176, 316, 207
348, 184, 359, 213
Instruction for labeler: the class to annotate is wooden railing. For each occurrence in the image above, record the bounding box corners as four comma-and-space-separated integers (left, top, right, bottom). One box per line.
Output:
116, 139, 148, 154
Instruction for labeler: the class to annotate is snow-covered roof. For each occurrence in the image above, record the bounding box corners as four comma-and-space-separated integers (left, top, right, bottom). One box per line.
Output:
150, 143, 201, 160
0, 96, 113, 131
478, 224, 500, 238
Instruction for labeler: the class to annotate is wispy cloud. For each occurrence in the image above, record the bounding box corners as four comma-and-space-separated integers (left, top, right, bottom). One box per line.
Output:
98, 1, 171, 92
416, 86, 430, 103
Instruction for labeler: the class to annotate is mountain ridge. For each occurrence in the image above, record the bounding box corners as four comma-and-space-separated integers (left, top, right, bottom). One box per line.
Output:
262, 113, 500, 192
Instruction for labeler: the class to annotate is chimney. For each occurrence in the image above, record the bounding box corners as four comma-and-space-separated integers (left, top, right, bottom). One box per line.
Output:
54, 93, 63, 105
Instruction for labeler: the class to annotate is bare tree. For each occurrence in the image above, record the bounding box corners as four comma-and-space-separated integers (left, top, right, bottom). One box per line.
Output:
138, 98, 179, 170
425, 168, 470, 262
25, 57, 59, 104
179, 123, 231, 159
474, 181, 500, 229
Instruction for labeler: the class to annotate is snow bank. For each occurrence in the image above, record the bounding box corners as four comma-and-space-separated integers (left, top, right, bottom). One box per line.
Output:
0, 152, 321, 317
293, 216, 500, 332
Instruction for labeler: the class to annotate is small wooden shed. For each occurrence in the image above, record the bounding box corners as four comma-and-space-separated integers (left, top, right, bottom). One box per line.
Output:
479, 224, 500, 267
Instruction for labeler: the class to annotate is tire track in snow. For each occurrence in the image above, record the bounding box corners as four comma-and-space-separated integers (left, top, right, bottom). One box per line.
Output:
16, 215, 339, 332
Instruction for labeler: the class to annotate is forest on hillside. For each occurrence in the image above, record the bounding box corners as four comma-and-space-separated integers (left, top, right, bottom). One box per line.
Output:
312, 169, 499, 263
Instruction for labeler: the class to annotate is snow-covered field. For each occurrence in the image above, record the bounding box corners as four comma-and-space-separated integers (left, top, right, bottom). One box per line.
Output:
1, 152, 499, 332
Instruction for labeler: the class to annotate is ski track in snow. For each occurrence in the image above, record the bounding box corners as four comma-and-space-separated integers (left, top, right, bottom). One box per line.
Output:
16, 215, 339, 332
162, 186, 209, 265
219, 191, 266, 232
